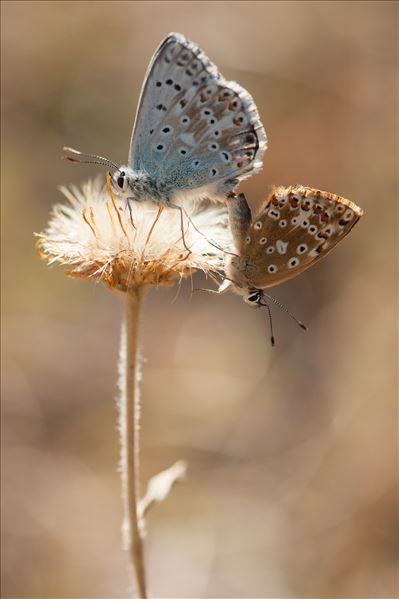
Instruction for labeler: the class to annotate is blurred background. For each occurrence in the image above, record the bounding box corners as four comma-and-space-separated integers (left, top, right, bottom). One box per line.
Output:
2, 2, 398, 598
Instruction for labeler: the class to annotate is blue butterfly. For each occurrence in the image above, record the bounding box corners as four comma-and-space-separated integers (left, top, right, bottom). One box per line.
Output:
64, 32, 267, 243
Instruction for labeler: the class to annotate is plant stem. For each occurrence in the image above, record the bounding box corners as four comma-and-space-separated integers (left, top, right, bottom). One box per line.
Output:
119, 287, 147, 599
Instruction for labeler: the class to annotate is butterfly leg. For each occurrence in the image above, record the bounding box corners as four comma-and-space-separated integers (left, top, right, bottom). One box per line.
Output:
195, 279, 232, 295
126, 197, 136, 229
178, 205, 238, 258
195, 288, 223, 295
168, 202, 192, 257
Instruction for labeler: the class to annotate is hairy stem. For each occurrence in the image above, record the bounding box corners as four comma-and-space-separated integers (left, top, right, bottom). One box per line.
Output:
119, 287, 147, 599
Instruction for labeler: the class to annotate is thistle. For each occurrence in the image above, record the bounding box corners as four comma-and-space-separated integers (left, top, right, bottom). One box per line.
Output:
36, 176, 232, 598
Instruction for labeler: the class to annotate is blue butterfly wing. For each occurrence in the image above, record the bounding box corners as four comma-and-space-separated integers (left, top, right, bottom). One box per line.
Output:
128, 33, 267, 195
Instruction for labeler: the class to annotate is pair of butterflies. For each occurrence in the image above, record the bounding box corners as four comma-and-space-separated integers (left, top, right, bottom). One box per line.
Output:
65, 32, 363, 341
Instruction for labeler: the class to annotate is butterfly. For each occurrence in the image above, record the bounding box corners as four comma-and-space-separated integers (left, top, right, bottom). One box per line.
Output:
63, 32, 267, 246
218, 185, 363, 343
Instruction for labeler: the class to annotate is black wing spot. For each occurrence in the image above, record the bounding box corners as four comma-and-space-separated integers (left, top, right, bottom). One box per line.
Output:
174, 84, 181, 91
156, 81, 162, 87
166, 79, 173, 85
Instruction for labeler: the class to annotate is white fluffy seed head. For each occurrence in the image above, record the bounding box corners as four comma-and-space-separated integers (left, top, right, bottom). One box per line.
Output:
36, 178, 233, 291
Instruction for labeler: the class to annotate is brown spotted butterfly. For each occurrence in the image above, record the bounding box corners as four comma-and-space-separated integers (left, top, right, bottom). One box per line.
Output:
221, 185, 363, 343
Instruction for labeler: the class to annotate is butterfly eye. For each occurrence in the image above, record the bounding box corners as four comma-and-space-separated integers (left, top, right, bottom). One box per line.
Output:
117, 173, 125, 189
247, 292, 260, 303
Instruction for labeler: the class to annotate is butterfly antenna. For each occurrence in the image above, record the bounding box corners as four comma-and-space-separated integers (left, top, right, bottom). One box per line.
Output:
62, 147, 119, 171
263, 293, 307, 332
262, 300, 275, 347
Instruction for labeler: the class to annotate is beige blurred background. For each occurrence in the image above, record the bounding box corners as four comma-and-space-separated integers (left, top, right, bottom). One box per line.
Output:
2, 2, 398, 598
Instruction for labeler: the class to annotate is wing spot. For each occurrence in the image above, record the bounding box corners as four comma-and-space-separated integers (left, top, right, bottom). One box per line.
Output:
221, 151, 231, 163
288, 257, 300, 269
218, 90, 232, 101
266, 246, 275, 254
162, 127, 171, 134
289, 195, 301, 209
254, 221, 262, 230
297, 243, 308, 255
192, 160, 200, 168
156, 81, 162, 87
209, 143, 219, 151
213, 130, 221, 137
276, 240, 288, 254
301, 219, 310, 229
211, 168, 218, 177
259, 237, 267, 245
180, 116, 190, 126
174, 84, 182, 91
279, 219, 287, 228
269, 209, 280, 220
156, 144, 165, 152
308, 225, 318, 235
166, 79, 173, 85
291, 217, 299, 225
156, 104, 167, 111
268, 264, 278, 274
245, 235, 251, 244
179, 148, 188, 155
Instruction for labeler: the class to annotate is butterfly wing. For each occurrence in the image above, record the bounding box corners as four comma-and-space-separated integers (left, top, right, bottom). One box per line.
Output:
128, 33, 267, 195
239, 185, 363, 289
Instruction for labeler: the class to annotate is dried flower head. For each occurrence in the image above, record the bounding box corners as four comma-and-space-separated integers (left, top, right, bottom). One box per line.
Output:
36, 177, 233, 292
